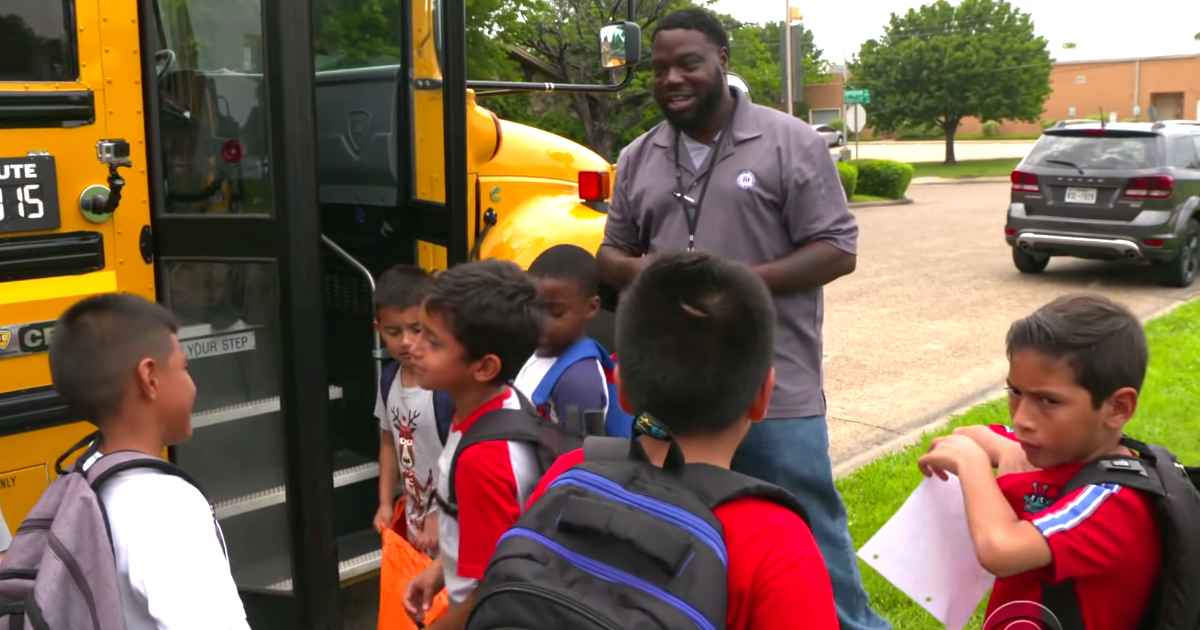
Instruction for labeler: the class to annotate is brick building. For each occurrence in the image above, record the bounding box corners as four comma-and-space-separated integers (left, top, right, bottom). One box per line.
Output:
805, 53, 1200, 135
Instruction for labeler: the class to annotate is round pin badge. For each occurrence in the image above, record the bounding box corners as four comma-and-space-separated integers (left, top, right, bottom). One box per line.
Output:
736, 169, 756, 190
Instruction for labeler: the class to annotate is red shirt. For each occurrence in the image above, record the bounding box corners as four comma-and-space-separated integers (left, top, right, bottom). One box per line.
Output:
527, 449, 839, 630
437, 388, 543, 601
986, 425, 1161, 629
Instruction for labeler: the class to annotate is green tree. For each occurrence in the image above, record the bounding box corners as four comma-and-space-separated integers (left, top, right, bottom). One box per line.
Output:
849, 0, 1051, 163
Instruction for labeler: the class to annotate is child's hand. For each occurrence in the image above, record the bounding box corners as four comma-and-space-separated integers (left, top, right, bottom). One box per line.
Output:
404, 560, 445, 622
412, 512, 439, 556
996, 440, 1037, 477
918, 434, 990, 480
373, 503, 394, 534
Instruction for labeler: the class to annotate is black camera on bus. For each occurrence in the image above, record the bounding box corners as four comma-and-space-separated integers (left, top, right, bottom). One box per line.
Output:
96, 139, 132, 166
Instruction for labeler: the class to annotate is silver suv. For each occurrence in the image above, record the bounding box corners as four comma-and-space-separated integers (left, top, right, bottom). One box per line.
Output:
1005, 120, 1200, 287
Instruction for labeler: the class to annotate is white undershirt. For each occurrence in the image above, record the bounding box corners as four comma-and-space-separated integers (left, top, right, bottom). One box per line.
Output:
682, 131, 721, 170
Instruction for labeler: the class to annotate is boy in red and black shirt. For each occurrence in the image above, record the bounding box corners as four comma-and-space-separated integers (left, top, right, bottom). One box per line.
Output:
919, 294, 1161, 630
525, 252, 839, 630
402, 260, 543, 629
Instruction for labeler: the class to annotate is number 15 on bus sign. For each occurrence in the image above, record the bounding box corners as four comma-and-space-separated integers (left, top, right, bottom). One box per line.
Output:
0, 156, 61, 234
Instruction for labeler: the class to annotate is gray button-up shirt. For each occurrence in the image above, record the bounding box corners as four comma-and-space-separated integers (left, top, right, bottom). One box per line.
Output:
603, 90, 857, 418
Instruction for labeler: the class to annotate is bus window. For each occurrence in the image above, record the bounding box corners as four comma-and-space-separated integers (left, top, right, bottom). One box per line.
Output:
0, 1, 77, 82
312, 0, 403, 71
155, 0, 272, 216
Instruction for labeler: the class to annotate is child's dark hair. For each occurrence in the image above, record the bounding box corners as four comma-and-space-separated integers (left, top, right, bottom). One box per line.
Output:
1006, 294, 1147, 408
425, 260, 540, 383
374, 265, 433, 312
527, 244, 599, 297
616, 252, 774, 435
49, 293, 180, 422
653, 8, 729, 50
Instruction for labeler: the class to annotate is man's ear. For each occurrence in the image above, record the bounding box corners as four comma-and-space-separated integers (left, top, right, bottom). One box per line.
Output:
614, 365, 634, 414
1102, 386, 1139, 430
718, 47, 729, 69
746, 368, 775, 424
472, 354, 503, 384
135, 357, 159, 401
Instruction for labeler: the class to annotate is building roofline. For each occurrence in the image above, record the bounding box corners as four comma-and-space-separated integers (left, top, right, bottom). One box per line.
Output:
1054, 52, 1200, 67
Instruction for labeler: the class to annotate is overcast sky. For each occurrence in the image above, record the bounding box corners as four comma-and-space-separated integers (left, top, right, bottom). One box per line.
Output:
708, 0, 1200, 65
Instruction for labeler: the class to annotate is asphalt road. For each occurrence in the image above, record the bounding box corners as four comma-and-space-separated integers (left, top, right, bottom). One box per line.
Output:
830, 139, 1036, 163
823, 182, 1200, 467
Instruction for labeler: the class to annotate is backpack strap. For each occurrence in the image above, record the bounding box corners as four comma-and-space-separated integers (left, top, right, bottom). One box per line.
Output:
432, 390, 455, 446
83, 450, 226, 558
530, 338, 603, 408
379, 360, 401, 409
583, 436, 637, 462
677, 464, 809, 523
436, 394, 543, 517
1041, 438, 1172, 630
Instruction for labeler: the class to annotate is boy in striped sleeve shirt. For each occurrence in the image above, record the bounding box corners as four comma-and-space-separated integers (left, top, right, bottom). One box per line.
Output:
918, 294, 1161, 630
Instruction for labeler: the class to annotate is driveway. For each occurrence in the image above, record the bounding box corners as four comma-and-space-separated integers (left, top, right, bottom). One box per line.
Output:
831, 140, 1035, 163
824, 182, 1200, 467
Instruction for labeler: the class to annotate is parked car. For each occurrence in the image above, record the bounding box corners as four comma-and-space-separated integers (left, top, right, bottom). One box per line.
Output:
1005, 120, 1200, 287
814, 124, 844, 147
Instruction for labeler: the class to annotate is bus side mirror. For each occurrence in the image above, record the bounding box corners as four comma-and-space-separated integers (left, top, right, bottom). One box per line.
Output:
599, 22, 640, 70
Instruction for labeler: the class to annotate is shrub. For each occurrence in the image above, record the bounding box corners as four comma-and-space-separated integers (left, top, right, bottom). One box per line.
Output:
981, 121, 1001, 138
851, 159, 914, 199
828, 118, 845, 132
893, 122, 940, 140
836, 161, 859, 199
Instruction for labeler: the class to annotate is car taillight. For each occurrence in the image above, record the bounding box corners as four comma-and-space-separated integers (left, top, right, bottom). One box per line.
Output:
1123, 176, 1174, 200
1143, 238, 1166, 248
1005, 227, 1016, 237
1011, 170, 1039, 193
578, 171, 610, 202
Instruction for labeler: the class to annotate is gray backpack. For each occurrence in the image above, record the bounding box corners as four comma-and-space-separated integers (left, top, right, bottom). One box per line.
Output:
0, 434, 209, 630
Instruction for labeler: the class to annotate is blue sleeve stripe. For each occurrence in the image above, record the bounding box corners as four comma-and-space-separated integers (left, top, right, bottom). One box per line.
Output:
1033, 483, 1121, 537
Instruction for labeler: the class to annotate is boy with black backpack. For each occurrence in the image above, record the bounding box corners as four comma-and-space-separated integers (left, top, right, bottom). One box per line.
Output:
472, 252, 839, 630
0, 506, 10, 564
372, 265, 453, 555
0, 294, 248, 629
403, 260, 567, 629
919, 294, 1200, 629
513, 244, 632, 437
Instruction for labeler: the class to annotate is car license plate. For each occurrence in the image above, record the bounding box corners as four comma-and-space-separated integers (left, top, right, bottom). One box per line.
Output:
1065, 187, 1098, 205
0, 156, 61, 235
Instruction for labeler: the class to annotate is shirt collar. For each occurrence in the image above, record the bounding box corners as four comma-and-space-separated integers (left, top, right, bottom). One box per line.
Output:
453, 387, 512, 433
651, 88, 763, 148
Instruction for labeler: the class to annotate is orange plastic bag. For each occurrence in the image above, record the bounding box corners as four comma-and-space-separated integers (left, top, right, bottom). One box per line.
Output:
378, 528, 449, 630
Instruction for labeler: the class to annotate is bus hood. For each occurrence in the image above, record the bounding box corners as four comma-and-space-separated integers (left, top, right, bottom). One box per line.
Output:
479, 119, 611, 183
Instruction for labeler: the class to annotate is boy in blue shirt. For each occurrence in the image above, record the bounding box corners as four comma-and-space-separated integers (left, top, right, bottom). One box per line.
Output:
513, 245, 628, 436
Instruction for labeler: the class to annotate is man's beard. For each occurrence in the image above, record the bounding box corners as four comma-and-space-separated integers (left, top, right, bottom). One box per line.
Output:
660, 70, 726, 133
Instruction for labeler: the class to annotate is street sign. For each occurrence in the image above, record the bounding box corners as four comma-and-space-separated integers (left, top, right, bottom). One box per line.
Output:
844, 88, 871, 105
845, 104, 868, 133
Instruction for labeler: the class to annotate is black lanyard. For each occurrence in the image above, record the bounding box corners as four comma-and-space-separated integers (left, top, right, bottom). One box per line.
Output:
672, 98, 738, 252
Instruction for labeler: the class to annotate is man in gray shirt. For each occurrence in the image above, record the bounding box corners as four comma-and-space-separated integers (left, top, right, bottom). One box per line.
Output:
597, 9, 888, 630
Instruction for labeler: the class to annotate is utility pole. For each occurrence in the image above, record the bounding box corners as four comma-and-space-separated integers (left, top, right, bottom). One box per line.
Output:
783, 1, 793, 115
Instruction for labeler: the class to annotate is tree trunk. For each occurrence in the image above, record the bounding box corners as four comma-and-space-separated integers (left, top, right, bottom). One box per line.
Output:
943, 118, 959, 165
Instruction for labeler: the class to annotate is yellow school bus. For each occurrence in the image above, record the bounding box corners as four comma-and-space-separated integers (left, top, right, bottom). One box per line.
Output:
0, 0, 638, 626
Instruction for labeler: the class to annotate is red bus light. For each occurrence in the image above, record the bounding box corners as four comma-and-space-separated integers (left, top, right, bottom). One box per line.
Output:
578, 171, 610, 202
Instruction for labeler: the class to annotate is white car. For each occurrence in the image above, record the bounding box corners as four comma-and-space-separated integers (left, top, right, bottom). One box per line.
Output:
814, 124, 844, 147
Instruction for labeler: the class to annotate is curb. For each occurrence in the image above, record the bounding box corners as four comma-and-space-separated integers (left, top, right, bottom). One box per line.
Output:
910, 176, 1009, 186
831, 294, 1198, 480
849, 198, 913, 209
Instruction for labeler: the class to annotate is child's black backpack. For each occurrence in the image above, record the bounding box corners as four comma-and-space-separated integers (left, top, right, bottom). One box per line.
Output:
434, 391, 582, 518
466, 437, 807, 630
1041, 436, 1200, 630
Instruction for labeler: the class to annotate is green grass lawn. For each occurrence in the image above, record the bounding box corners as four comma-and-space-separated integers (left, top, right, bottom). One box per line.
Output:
850, 194, 891, 203
910, 158, 1020, 180
839, 298, 1200, 629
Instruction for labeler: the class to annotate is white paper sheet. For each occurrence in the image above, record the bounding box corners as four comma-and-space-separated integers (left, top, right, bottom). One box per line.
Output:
858, 476, 995, 630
